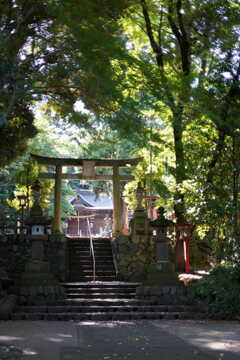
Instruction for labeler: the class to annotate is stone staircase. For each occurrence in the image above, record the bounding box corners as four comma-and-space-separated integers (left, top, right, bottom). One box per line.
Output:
68, 237, 116, 282
12, 282, 204, 320
11, 237, 205, 320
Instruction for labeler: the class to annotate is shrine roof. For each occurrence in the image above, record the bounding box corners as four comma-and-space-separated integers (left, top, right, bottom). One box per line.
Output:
72, 190, 113, 209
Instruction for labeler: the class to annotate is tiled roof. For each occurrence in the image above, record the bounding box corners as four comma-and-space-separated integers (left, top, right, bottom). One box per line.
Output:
72, 190, 113, 209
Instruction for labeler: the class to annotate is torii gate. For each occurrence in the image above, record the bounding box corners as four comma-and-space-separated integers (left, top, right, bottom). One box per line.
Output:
31, 154, 142, 236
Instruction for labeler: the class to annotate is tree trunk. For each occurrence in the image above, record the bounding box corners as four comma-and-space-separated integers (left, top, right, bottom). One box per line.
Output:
172, 106, 186, 224
172, 106, 186, 272
232, 133, 240, 231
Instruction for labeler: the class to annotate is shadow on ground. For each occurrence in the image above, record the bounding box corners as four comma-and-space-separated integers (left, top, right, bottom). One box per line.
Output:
0, 320, 239, 360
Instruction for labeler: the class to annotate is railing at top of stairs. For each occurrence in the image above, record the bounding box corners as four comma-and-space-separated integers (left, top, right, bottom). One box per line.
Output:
86, 216, 96, 282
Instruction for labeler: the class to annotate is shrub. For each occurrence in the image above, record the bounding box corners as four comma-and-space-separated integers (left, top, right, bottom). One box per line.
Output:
191, 264, 240, 319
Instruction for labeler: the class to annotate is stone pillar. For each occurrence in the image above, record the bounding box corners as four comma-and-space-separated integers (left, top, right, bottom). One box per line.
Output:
122, 199, 129, 235
147, 208, 179, 285
112, 166, 122, 236
54, 165, 62, 234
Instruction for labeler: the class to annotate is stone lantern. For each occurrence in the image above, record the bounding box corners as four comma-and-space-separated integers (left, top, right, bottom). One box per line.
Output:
131, 182, 149, 236
25, 180, 51, 260
148, 207, 179, 285
19, 180, 63, 304
135, 182, 145, 210
150, 207, 174, 270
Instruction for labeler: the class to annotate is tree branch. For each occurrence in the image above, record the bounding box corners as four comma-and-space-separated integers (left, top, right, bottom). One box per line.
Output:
140, 0, 164, 67
168, 0, 190, 75
206, 130, 226, 183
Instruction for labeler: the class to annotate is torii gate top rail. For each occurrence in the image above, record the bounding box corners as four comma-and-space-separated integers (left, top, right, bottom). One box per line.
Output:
31, 154, 142, 235
31, 154, 142, 168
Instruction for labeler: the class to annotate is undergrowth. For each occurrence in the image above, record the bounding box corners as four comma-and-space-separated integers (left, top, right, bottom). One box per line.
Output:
191, 264, 240, 320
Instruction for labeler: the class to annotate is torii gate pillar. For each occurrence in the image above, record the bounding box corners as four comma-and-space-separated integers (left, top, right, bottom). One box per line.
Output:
112, 166, 121, 237
54, 165, 62, 234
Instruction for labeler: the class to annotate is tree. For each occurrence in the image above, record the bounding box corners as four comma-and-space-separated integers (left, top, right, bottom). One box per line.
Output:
0, 0, 130, 165
108, 0, 240, 224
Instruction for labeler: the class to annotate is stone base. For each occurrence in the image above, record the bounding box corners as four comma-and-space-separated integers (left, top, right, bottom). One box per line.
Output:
0, 294, 17, 320
144, 262, 180, 286
18, 260, 64, 305
136, 284, 190, 305
25, 260, 50, 273
49, 234, 66, 242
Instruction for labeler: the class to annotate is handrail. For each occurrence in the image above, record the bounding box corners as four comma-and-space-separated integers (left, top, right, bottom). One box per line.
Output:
110, 237, 119, 279
87, 217, 96, 282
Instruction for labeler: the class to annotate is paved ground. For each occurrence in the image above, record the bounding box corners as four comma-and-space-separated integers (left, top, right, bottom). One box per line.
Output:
0, 320, 239, 360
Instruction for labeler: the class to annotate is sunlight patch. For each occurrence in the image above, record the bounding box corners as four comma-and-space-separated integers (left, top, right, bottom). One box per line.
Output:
0, 336, 24, 341
23, 348, 38, 355
208, 342, 228, 351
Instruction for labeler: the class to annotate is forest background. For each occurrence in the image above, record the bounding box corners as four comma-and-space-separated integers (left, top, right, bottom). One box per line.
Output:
1, 0, 240, 264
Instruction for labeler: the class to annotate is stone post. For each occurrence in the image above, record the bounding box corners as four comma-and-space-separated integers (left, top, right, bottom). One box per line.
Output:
147, 207, 179, 285
54, 165, 62, 234
112, 166, 122, 236
21, 186, 64, 305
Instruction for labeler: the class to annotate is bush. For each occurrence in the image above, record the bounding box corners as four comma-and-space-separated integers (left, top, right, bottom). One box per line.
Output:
191, 264, 240, 319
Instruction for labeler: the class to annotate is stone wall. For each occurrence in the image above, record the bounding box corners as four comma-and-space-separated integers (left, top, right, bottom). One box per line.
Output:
46, 235, 68, 282
0, 234, 68, 282
136, 284, 195, 305
112, 234, 155, 282
0, 235, 31, 280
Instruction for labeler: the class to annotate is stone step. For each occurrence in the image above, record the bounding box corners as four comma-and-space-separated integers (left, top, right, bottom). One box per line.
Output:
15, 304, 197, 313
67, 278, 117, 283
69, 264, 113, 269
68, 242, 90, 246
65, 293, 136, 299
69, 240, 111, 246
70, 260, 113, 265
63, 282, 140, 287
69, 262, 114, 267
68, 270, 116, 275
71, 255, 113, 260
70, 264, 115, 272
75, 259, 113, 263
69, 269, 115, 274
65, 287, 136, 293
58, 298, 158, 306
12, 311, 196, 321
71, 251, 113, 257
68, 276, 117, 282
69, 237, 110, 241
68, 276, 116, 282
69, 243, 112, 248
67, 236, 115, 285
70, 251, 112, 255
69, 269, 115, 275
70, 262, 113, 267
64, 287, 136, 294
70, 243, 112, 247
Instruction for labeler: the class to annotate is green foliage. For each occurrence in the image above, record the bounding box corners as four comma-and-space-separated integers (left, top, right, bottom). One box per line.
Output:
0, 169, 18, 229
0, 0, 132, 165
1, 0, 240, 264
192, 265, 240, 319
47, 181, 75, 219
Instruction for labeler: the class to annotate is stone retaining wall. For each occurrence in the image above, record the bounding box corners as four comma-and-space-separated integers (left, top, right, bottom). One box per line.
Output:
0, 235, 68, 282
136, 285, 195, 305
112, 235, 155, 282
